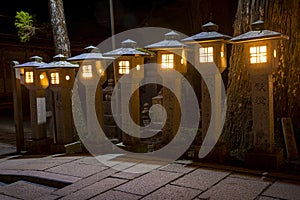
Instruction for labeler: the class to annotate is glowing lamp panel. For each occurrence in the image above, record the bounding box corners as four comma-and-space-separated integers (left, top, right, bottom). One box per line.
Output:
161, 53, 174, 69
51, 72, 59, 84
118, 61, 130, 74
25, 71, 34, 83
250, 46, 267, 64
82, 65, 93, 78
199, 47, 214, 63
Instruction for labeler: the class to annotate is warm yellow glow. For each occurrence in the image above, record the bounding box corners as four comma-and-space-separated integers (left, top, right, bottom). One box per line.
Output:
82, 65, 93, 78
273, 49, 277, 58
39, 72, 49, 88
136, 64, 140, 70
98, 69, 103, 75
65, 75, 70, 80
199, 47, 213, 63
51, 72, 59, 84
220, 51, 224, 58
118, 61, 130, 74
20, 68, 24, 75
161, 53, 174, 69
250, 45, 267, 64
180, 58, 184, 64
25, 71, 34, 83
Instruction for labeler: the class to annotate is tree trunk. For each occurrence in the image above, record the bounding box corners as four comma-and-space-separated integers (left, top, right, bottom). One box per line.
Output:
48, 0, 71, 57
222, 0, 300, 159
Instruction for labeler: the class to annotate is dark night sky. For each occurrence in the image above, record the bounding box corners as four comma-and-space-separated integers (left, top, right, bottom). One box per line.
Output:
0, 0, 238, 45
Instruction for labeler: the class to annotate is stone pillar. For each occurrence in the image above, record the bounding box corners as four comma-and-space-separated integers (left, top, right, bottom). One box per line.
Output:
103, 79, 120, 142
161, 77, 181, 144
120, 79, 140, 146
28, 88, 48, 152
52, 88, 74, 144
251, 74, 274, 152
201, 72, 222, 143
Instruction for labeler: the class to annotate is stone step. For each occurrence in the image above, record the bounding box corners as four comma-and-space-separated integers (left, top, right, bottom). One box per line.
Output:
0, 180, 57, 199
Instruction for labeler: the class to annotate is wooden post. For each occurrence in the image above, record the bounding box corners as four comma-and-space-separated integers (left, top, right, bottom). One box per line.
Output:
11, 62, 24, 152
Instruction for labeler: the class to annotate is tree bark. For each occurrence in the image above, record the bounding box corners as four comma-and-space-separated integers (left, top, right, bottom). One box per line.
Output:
48, 0, 71, 57
222, 0, 300, 159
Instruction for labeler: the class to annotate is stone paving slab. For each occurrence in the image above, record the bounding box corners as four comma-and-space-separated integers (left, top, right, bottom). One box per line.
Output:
198, 175, 271, 200
171, 168, 230, 190
0, 157, 78, 171
60, 177, 127, 200
34, 194, 61, 200
256, 196, 280, 200
121, 162, 164, 174
46, 161, 107, 178
72, 156, 106, 166
115, 170, 182, 196
0, 169, 81, 184
0, 194, 19, 200
159, 163, 197, 174
262, 180, 300, 200
0, 180, 55, 199
17, 170, 82, 184
111, 171, 145, 180
90, 189, 141, 200
53, 168, 117, 196
142, 184, 202, 200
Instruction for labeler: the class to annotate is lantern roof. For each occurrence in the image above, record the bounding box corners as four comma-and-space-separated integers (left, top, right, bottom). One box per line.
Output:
38, 54, 79, 69
230, 20, 289, 43
67, 46, 114, 61
182, 22, 232, 42
14, 56, 47, 68
103, 39, 149, 56
144, 31, 187, 49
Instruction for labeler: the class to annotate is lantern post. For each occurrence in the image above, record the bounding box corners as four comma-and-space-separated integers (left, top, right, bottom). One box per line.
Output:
14, 56, 49, 153
182, 22, 231, 143
38, 54, 79, 151
67, 46, 114, 144
145, 31, 187, 145
103, 39, 148, 148
230, 20, 289, 168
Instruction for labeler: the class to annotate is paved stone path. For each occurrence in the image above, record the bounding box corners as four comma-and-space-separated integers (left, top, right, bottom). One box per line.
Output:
0, 154, 299, 200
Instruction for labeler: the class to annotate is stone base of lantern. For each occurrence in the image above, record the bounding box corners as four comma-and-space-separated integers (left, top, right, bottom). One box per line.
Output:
28, 138, 51, 154
245, 148, 284, 170
49, 141, 83, 154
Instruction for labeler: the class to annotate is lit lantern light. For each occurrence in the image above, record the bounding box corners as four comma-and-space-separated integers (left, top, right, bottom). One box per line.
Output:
37, 54, 79, 146
145, 31, 187, 73
103, 39, 149, 146
14, 56, 49, 152
144, 31, 187, 144
68, 46, 115, 142
230, 20, 289, 74
230, 20, 289, 167
67, 46, 114, 85
38, 54, 78, 88
103, 39, 149, 82
182, 21, 232, 72
182, 22, 231, 146
14, 56, 49, 88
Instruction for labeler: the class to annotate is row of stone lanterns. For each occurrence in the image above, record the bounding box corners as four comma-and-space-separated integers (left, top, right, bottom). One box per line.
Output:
14, 20, 288, 168
14, 54, 79, 153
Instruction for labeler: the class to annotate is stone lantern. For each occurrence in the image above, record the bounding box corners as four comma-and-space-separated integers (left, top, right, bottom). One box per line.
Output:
144, 31, 187, 144
103, 39, 149, 147
230, 20, 289, 168
182, 22, 231, 142
14, 56, 49, 153
38, 54, 79, 149
67, 46, 114, 142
